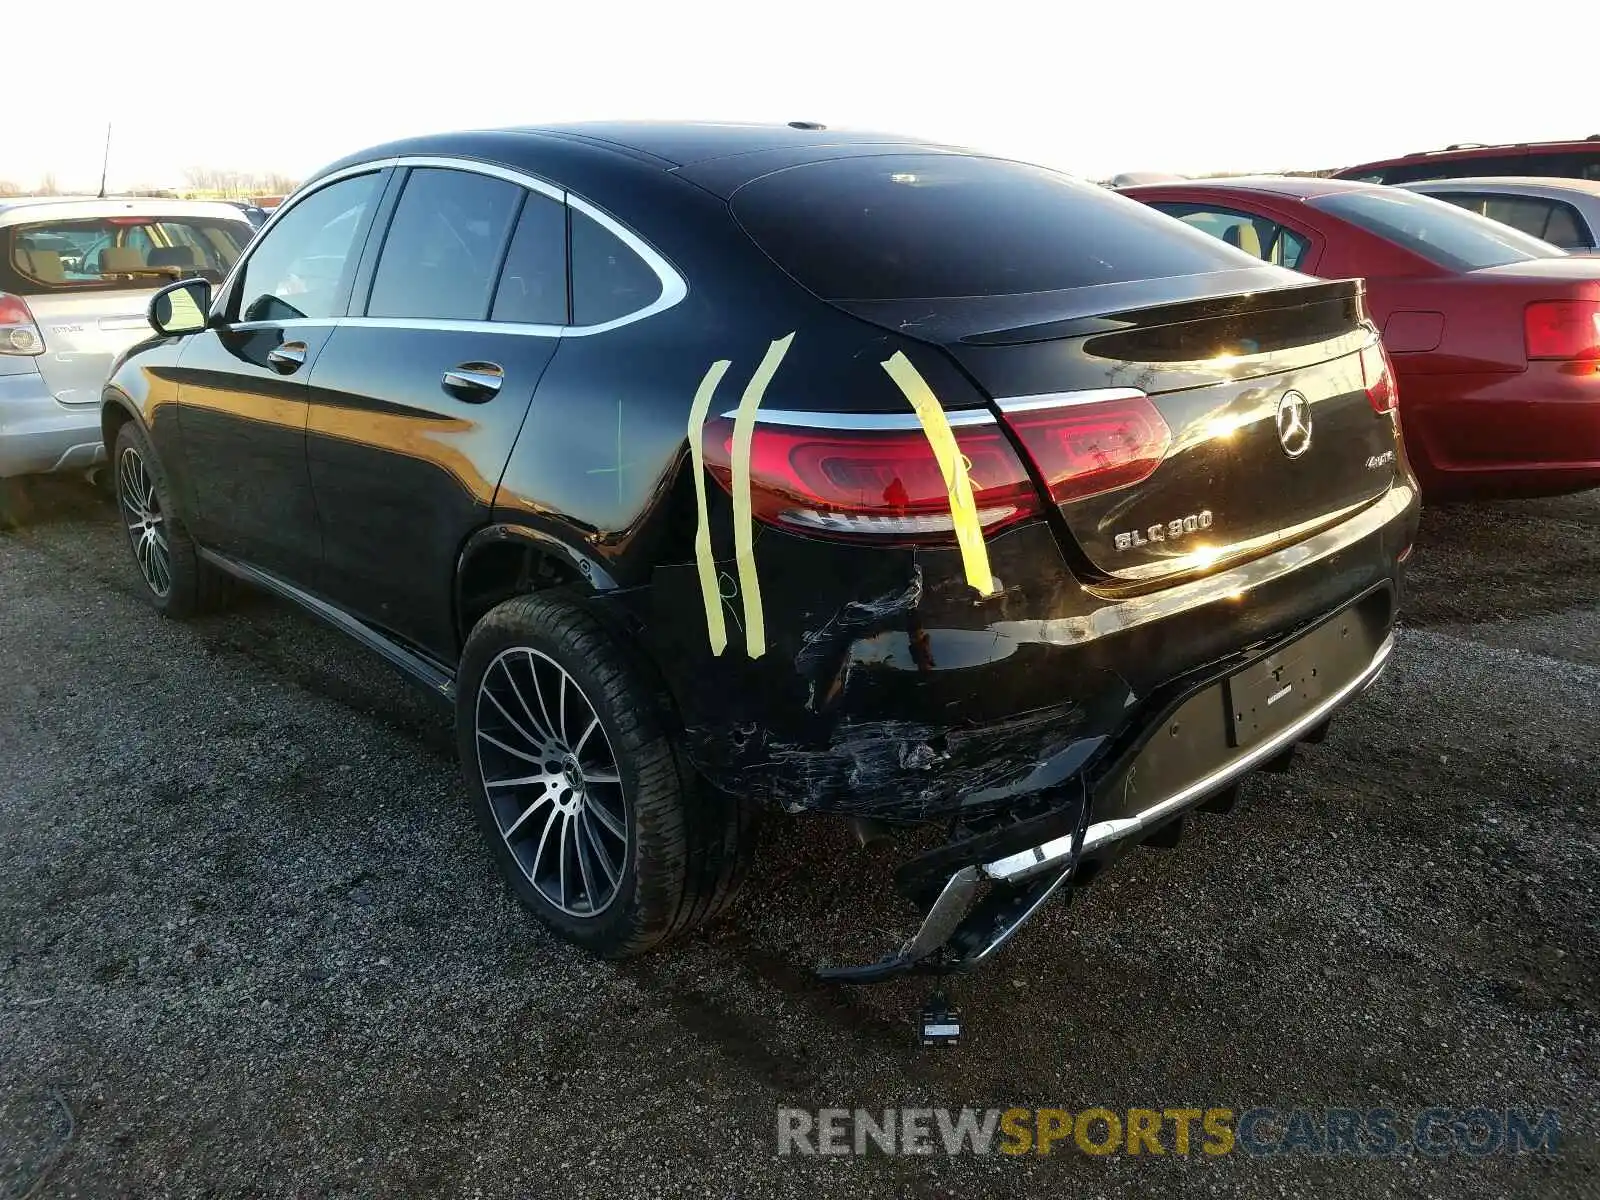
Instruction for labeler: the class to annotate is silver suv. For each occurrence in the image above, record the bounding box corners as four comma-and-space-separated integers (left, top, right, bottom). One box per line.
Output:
1, 197, 254, 483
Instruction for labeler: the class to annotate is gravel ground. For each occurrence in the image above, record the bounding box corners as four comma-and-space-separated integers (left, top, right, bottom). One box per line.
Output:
1, 479, 1596, 1198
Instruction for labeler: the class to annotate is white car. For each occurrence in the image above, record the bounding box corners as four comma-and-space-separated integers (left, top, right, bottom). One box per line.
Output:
1397, 177, 1600, 253
1, 197, 255, 484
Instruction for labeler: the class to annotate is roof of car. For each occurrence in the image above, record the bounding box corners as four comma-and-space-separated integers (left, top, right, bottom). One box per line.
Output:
0, 196, 257, 228
307, 121, 981, 202
1334, 137, 1600, 174
1397, 176, 1600, 199
505, 120, 951, 166
1119, 175, 1382, 200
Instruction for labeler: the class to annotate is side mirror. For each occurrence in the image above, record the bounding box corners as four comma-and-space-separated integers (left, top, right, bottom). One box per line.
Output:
148, 277, 213, 337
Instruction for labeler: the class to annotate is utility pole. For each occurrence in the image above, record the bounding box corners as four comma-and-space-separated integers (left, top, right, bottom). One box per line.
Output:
98, 123, 112, 199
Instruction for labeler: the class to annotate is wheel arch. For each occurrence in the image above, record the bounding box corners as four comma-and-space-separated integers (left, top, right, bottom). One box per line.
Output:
455, 524, 619, 650
100, 388, 144, 456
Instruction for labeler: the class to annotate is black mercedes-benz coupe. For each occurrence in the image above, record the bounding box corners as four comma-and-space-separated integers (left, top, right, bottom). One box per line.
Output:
102, 122, 1420, 979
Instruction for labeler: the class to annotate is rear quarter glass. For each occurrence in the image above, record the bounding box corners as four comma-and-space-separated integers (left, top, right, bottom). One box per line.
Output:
729, 154, 1256, 301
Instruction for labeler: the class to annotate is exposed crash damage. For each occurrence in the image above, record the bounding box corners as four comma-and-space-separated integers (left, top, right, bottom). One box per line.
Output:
714, 704, 1092, 818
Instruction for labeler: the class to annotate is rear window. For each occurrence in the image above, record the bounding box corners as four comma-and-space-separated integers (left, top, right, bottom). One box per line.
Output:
5, 215, 252, 294
1309, 189, 1564, 270
730, 154, 1247, 301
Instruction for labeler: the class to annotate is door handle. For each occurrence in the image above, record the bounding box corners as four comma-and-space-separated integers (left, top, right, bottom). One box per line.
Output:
441, 362, 504, 401
267, 341, 308, 374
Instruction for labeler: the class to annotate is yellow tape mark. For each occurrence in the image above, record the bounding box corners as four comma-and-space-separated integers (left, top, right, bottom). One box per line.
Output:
686, 359, 732, 655
730, 332, 796, 659
881, 351, 999, 597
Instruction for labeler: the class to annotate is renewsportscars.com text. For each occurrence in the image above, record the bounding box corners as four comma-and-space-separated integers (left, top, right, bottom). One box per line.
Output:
776, 1106, 1561, 1158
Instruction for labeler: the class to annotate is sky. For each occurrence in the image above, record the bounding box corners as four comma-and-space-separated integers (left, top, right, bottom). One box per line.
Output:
8, 0, 1596, 191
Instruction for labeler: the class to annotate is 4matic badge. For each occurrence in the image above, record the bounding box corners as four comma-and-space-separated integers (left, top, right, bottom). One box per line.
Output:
1114, 510, 1213, 552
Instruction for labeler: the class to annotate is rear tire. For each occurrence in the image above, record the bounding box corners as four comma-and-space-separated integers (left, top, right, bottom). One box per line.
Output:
457, 592, 758, 957
113, 421, 229, 617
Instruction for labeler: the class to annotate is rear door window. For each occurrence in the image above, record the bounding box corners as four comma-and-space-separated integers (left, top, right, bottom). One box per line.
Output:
491, 192, 568, 325
731, 154, 1246, 301
1148, 203, 1312, 269
1309, 188, 1563, 270
6, 215, 252, 294
366, 167, 522, 321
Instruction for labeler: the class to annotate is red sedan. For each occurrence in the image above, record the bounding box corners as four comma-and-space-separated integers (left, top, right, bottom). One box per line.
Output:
1121, 177, 1600, 499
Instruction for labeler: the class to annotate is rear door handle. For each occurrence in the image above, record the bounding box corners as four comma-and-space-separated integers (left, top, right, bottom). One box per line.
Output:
441, 362, 504, 401
267, 341, 307, 374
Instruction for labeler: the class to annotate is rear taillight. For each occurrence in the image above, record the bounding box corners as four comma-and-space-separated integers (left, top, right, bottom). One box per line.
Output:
998, 393, 1172, 504
1359, 340, 1398, 413
1524, 300, 1600, 361
0, 293, 44, 356
702, 415, 1042, 542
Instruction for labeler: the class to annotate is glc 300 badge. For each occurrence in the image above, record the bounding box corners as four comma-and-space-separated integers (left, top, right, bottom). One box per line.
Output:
1115, 510, 1213, 551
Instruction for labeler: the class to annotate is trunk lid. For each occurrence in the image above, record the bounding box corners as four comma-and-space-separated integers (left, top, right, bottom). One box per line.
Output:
840, 274, 1401, 582
23, 288, 157, 407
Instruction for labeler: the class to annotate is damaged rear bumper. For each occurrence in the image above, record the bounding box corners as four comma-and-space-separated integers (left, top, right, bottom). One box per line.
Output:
632, 481, 1417, 824
821, 595, 1397, 982
986, 626, 1394, 885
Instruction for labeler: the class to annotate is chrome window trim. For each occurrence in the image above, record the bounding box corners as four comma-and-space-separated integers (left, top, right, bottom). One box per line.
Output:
339, 315, 564, 338
719, 406, 996, 430
218, 155, 687, 337
226, 318, 341, 332
994, 387, 1148, 413
391, 155, 566, 205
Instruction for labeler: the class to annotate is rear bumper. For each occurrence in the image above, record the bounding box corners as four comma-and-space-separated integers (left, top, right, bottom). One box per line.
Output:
0, 368, 106, 478
985, 621, 1394, 884
630, 479, 1419, 822
1400, 363, 1600, 497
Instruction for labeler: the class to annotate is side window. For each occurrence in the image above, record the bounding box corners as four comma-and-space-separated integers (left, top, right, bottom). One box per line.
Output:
570, 208, 662, 326
1424, 192, 1486, 216
1435, 194, 1592, 248
491, 192, 568, 325
367, 168, 522, 321
1481, 197, 1560, 241
1387, 155, 1525, 183
235, 173, 380, 323
1528, 152, 1600, 182
1538, 201, 1591, 250
1278, 227, 1312, 270
1153, 205, 1267, 260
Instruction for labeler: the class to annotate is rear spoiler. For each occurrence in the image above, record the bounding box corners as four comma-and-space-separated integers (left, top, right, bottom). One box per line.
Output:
833, 271, 1363, 349
961, 278, 1366, 347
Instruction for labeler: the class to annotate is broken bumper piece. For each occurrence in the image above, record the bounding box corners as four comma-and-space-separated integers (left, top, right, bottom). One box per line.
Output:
818, 624, 1396, 983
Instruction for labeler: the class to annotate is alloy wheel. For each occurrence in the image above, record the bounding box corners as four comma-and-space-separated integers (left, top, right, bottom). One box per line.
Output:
118, 447, 171, 597
475, 647, 630, 917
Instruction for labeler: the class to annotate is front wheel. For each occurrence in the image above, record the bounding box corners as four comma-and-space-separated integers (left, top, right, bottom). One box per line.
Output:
112, 421, 227, 616
457, 592, 757, 957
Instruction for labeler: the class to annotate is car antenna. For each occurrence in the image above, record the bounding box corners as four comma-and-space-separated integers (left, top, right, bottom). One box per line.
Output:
97, 122, 112, 199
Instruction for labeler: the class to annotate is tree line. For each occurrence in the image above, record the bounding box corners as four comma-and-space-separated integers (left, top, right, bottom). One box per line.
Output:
0, 168, 300, 199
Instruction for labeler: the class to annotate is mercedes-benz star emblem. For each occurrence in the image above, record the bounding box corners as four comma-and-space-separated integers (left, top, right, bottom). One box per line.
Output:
1275, 390, 1313, 459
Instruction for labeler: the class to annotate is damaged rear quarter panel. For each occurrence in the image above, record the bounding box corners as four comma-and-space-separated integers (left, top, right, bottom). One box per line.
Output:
627, 521, 1135, 821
